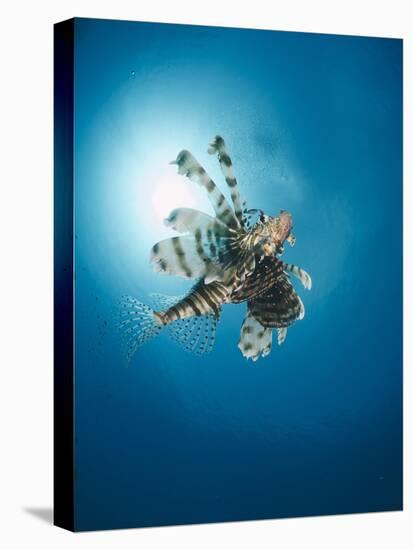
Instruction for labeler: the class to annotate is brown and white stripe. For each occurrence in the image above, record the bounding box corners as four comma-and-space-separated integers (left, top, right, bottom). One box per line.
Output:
248, 275, 304, 328
164, 207, 231, 237
208, 135, 245, 227
163, 207, 235, 274
151, 214, 236, 282
282, 262, 312, 290
171, 150, 240, 230
155, 281, 231, 326
150, 292, 220, 355
150, 236, 206, 279
230, 256, 285, 303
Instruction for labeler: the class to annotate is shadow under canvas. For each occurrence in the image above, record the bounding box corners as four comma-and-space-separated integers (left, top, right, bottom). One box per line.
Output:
24, 508, 53, 525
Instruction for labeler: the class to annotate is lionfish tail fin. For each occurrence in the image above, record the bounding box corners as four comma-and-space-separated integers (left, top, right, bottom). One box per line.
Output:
117, 296, 164, 363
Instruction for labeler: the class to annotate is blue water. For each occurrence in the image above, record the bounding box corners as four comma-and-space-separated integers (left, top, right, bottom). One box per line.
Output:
73, 18, 402, 531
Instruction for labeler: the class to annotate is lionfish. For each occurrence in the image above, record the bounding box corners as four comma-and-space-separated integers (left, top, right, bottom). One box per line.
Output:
120, 136, 312, 362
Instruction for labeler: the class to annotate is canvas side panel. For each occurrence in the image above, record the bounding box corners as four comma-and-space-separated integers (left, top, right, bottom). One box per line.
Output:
54, 18, 75, 532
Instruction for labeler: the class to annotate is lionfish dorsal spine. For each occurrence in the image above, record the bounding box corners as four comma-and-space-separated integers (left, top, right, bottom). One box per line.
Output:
207, 135, 245, 228
170, 149, 240, 231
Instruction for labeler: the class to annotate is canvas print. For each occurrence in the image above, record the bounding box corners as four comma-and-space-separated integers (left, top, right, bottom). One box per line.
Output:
54, 17, 403, 531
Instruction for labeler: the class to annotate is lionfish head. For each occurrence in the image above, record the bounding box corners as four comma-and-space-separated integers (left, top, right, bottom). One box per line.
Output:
266, 210, 295, 254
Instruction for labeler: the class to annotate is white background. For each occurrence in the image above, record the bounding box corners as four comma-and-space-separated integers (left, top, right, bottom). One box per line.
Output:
0, 0, 411, 548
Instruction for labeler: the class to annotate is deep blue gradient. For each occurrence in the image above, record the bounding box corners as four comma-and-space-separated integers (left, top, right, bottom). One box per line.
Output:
73, 18, 402, 531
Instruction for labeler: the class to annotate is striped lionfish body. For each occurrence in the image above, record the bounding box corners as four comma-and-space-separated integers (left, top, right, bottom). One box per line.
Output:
120, 136, 312, 362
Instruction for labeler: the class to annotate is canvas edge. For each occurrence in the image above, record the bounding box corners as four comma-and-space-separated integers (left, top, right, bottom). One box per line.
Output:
53, 17, 75, 532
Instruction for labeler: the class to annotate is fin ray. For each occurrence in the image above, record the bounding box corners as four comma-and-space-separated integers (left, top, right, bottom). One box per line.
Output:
117, 296, 162, 362
249, 275, 304, 328
150, 292, 219, 354
283, 262, 312, 290
150, 235, 222, 280
171, 150, 240, 230
208, 135, 245, 227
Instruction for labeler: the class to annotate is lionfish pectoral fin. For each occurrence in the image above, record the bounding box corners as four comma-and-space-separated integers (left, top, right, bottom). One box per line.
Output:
238, 310, 273, 361
249, 274, 305, 328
